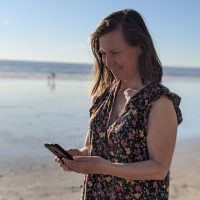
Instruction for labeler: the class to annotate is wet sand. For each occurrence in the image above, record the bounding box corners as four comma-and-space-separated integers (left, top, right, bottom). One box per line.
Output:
169, 138, 200, 200
0, 138, 199, 200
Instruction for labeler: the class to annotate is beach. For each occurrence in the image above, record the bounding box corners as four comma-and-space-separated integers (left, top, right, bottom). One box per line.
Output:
0, 138, 199, 200
170, 138, 200, 199
0, 67, 200, 199
0, 76, 90, 200
0, 153, 84, 199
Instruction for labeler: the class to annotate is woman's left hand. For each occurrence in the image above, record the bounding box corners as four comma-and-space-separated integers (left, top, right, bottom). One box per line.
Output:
60, 156, 111, 175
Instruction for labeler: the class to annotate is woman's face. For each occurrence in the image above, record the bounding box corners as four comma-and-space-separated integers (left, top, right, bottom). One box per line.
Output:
99, 30, 141, 81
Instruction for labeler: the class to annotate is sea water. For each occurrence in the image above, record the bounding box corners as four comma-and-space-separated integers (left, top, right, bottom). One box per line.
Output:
162, 76, 200, 140
0, 78, 91, 159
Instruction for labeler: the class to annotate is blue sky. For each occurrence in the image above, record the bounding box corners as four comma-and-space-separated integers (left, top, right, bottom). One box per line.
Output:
0, 0, 199, 67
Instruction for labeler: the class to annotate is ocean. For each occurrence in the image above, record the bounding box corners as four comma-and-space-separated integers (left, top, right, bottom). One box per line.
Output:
0, 60, 92, 78
1, 59, 200, 77
0, 60, 199, 159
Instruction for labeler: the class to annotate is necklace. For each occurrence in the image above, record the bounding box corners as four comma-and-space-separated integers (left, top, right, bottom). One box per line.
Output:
114, 88, 138, 120
123, 88, 138, 102
108, 82, 140, 126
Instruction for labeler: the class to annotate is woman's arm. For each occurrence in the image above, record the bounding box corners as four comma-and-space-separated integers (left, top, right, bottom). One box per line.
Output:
79, 130, 90, 156
61, 96, 178, 180
55, 129, 90, 170
106, 95, 178, 180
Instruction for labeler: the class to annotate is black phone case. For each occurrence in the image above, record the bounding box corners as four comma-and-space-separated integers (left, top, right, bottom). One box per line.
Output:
44, 143, 73, 160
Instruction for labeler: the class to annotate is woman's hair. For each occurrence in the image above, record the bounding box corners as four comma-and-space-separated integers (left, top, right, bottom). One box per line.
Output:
90, 9, 163, 97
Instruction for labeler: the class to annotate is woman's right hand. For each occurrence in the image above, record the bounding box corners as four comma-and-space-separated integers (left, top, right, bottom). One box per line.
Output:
54, 148, 83, 171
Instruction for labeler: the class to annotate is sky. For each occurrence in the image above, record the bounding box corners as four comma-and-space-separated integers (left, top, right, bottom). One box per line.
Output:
0, 0, 200, 68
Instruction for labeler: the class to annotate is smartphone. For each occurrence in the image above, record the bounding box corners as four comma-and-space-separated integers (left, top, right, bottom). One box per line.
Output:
44, 143, 73, 160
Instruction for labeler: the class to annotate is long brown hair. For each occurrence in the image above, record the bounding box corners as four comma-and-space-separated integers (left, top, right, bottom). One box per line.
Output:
90, 9, 162, 97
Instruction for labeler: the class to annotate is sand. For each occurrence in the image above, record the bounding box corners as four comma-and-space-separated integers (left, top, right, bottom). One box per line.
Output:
0, 154, 84, 200
0, 138, 199, 200
169, 138, 200, 200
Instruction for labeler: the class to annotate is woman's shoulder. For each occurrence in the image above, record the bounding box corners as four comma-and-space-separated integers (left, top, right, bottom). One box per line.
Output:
146, 82, 181, 103
150, 83, 183, 125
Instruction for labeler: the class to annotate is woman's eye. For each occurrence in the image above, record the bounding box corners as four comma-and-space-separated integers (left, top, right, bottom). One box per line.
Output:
112, 51, 120, 55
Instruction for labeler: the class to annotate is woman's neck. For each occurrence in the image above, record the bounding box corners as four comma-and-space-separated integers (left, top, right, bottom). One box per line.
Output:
119, 78, 144, 91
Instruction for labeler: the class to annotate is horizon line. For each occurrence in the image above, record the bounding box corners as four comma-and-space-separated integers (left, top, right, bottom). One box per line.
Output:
0, 58, 199, 69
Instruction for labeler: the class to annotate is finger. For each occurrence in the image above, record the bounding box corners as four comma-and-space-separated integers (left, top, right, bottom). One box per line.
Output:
55, 157, 60, 162
60, 163, 65, 168
59, 159, 73, 170
61, 158, 88, 174
67, 149, 80, 157
59, 162, 72, 171
63, 165, 72, 171
73, 156, 90, 161
55, 157, 63, 164
62, 158, 73, 164
60, 159, 81, 172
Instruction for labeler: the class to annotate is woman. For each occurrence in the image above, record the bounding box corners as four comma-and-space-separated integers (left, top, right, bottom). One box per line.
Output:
56, 9, 182, 199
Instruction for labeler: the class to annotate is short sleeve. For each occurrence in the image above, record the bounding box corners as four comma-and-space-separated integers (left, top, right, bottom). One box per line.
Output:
165, 92, 183, 124
149, 85, 183, 125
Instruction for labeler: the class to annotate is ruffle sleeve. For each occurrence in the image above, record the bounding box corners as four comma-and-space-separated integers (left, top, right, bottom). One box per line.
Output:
150, 84, 183, 125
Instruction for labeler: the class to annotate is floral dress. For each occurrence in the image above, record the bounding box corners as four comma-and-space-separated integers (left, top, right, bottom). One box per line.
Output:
82, 82, 182, 200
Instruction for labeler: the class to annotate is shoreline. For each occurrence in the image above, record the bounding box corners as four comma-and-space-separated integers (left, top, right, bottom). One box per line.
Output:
0, 71, 200, 81
0, 72, 92, 81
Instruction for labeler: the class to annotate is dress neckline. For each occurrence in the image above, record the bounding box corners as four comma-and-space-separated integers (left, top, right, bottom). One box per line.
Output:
106, 81, 156, 133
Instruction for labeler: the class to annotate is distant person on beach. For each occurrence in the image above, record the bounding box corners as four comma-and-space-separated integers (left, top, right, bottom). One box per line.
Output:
47, 72, 56, 90
55, 9, 182, 199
